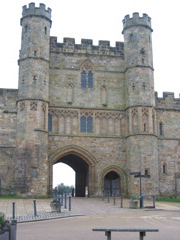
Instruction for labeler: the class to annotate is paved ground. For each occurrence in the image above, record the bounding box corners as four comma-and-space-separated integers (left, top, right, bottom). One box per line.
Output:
1, 197, 180, 239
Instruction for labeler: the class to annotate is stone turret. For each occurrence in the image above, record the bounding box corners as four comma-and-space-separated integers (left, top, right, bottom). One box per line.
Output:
15, 3, 51, 195
123, 13, 159, 196
123, 13, 154, 107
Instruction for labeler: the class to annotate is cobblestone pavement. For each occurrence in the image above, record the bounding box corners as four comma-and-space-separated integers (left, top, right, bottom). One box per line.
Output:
0, 197, 180, 223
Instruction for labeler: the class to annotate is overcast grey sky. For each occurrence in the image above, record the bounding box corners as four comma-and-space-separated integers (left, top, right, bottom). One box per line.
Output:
1, 0, 179, 186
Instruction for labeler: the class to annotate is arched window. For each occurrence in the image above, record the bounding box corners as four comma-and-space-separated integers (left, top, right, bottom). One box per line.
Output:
163, 163, 167, 174
25, 25, 28, 33
87, 117, 93, 132
48, 114, 52, 132
80, 115, 93, 133
159, 122, 163, 136
44, 26, 47, 35
88, 72, 93, 88
80, 60, 94, 89
80, 116, 86, 132
81, 72, 86, 88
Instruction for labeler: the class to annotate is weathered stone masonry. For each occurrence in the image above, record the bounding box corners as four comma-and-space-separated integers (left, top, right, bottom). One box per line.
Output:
0, 3, 179, 197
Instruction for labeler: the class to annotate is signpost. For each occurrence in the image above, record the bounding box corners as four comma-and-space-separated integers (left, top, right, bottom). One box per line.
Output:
130, 171, 150, 208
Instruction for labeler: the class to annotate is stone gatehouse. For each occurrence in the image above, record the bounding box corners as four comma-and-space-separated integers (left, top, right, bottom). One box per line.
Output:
0, 3, 180, 197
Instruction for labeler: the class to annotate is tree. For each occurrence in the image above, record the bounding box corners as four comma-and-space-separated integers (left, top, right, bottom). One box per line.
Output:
56, 183, 74, 194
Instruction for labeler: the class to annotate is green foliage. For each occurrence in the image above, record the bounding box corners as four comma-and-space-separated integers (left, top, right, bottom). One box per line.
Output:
0, 212, 5, 227
156, 197, 180, 202
0, 195, 22, 199
56, 183, 74, 194
0, 212, 9, 231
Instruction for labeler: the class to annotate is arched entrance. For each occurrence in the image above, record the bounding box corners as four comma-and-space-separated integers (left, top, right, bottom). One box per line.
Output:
57, 154, 88, 197
104, 171, 120, 196
101, 166, 127, 197
49, 145, 96, 197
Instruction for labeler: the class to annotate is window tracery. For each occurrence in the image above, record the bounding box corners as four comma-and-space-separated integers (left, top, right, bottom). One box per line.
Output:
80, 60, 94, 89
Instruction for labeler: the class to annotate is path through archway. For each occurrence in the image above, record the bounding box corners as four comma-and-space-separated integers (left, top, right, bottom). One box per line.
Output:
53, 154, 89, 197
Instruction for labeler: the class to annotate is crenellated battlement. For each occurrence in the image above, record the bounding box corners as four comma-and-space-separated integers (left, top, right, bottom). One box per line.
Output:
21, 2, 51, 23
155, 92, 180, 109
50, 37, 124, 57
122, 12, 152, 33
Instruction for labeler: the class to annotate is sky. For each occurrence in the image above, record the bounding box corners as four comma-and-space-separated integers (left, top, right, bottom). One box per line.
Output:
1, 0, 179, 187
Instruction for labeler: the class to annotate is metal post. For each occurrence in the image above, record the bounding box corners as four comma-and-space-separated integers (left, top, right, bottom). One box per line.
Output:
152, 195, 156, 208
58, 196, 61, 213
69, 196, 71, 211
64, 194, 67, 209
120, 195, 123, 208
33, 199, 37, 217
102, 191, 105, 201
139, 173, 144, 208
0, 178, 1, 196
12, 202, 15, 219
61, 193, 64, 205
108, 191, 110, 203
113, 193, 116, 205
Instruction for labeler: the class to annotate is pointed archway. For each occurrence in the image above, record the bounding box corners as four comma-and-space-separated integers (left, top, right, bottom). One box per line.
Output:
101, 166, 127, 197
104, 171, 120, 196
48, 145, 96, 196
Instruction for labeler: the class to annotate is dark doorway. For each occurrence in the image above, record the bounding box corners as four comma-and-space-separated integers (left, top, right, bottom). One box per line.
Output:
55, 154, 89, 197
104, 171, 120, 196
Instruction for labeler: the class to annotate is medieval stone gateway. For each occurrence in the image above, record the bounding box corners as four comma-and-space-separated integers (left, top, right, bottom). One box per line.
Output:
0, 3, 179, 197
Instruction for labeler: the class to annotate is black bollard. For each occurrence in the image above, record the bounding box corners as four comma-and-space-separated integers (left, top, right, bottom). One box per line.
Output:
152, 195, 156, 208
102, 191, 105, 201
113, 193, 116, 205
61, 193, 64, 206
140, 195, 144, 208
33, 199, 37, 217
120, 195, 123, 208
58, 196, 61, 213
108, 192, 110, 203
12, 202, 15, 219
64, 194, 67, 209
69, 196, 71, 211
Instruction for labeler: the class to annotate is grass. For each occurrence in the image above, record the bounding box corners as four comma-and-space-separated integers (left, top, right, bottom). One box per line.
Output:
0, 195, 22, 199
156, 197, 180, 203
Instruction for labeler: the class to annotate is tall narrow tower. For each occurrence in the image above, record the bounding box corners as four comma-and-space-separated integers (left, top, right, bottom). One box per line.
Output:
15, 3, 51, 195
122, 13, 159, 196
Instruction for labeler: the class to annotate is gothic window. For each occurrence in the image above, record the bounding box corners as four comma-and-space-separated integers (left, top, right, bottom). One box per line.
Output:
145, 169, 149, 176
80, 116, 86, 132
25, 25, 28, 33
159, 122, 163, 136
88, 72, 93, 88
129, 33, 134, 42
48, 114, 52, 132
44, 26, 47, 35
80, 60, 94, 89
80, 115, 93, 132
87, 117, 93, 132
81, 72, 86, 88
162, 163, 167, 174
